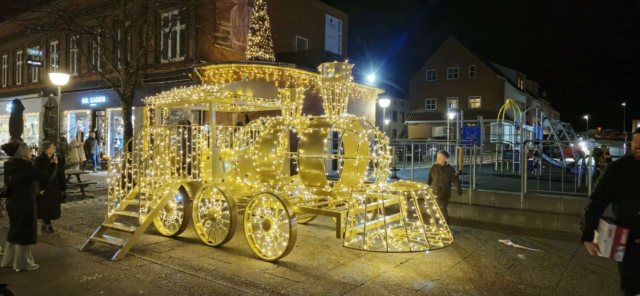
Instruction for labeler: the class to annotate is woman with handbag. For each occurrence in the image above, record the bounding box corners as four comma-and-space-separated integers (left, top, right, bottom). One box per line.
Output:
33, 141, 61, 233
1, 143, 46, 272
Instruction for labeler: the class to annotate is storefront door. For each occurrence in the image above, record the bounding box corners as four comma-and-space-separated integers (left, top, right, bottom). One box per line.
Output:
95, 110, 108, 157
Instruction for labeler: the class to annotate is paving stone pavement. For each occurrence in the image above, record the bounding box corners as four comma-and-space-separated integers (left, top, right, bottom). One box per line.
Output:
0, 192, 622, 296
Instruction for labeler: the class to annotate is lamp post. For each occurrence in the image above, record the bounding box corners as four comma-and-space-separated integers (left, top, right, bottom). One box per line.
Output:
379, 98, 391, 135
447, 108, 463, 164
622, 102, 626, 133
367, 73, 376, 85
583, 115, 589, 138
49, 72, 70, 144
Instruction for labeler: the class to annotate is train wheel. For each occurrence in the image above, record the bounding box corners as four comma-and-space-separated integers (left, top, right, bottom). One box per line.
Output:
154, 187, 191, 237
192, 186, 237, 247
244, 192, 297, 261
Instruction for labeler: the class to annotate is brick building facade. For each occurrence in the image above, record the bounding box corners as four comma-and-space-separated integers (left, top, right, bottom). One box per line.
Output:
0, 0, 375, 155
406, 37, 559, 140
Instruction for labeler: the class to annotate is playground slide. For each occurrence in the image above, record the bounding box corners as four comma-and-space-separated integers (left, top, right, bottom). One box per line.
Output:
540, 153, 566, 167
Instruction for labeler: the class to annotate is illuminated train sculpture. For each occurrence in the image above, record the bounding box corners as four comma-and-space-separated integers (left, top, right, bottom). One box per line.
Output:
83, 62, 453, 261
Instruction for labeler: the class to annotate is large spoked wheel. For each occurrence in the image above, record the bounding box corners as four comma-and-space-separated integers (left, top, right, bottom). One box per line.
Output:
154, 187, 191, 237
244, 192, 298, 261
192, 186, 237, 247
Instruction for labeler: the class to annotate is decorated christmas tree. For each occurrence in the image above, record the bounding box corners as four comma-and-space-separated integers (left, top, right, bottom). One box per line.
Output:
244, 0, 276, 62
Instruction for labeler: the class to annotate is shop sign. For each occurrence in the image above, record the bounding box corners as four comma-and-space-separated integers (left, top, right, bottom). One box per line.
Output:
26, 59, 43, 67
81, 96, 107, 106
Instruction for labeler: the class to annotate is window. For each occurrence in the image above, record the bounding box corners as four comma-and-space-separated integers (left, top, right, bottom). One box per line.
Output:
2, 55, 7, 87
90, 31, 102, 71
532, 84, 539, 97
15, 50, 22, 85
425, 98, 437, 110
29, 46, 41, 82
447, 67, 459, 80
447, 97, 458, 109
469, 65, 476, 78
161, 10, 187, 63
400, 111, 404, 123
392, 110, 398, 122
468, 96, 481, 109
392, 128, 397, 139
426, 69, 437, 81
70, 36, 79, 75
295, 36, 308, 51
517, 76, 525, 89
49, 40, 59, 72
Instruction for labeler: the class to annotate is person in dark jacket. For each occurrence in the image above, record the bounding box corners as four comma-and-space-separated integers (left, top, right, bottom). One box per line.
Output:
582, 128, 640, 296
1, 143, 45, 272
57, 137, 69, 203
601, 144, 613, 164
426, 150, 462, 224
83, 131, 99, 173
33, 141, 60, 233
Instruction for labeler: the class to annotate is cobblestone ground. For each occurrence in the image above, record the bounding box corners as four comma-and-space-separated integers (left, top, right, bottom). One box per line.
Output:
0, 192, 621, 296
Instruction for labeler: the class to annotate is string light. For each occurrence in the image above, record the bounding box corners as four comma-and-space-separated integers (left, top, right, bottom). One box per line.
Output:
244, 0, 276, 62
103, 61, 451, 262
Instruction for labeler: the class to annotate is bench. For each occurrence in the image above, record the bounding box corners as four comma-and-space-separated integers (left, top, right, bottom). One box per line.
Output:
67, 181, 97, 199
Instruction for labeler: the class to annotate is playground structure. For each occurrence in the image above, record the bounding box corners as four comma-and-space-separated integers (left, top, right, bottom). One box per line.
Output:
81, 62, 453, 261
491, 99, 591, 176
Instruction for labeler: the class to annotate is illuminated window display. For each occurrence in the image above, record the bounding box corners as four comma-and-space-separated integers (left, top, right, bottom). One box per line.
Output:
23, 113, 39, 146
106, 108, 135, 156
65, 110, 91, 143
0, 112, 40, 147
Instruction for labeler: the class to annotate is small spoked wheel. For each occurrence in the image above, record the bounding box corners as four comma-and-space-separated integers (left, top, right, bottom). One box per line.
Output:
192, 186, 237, 247
154, 188, 191, 237
244, 192, 298, 261
296, 214, 317, 224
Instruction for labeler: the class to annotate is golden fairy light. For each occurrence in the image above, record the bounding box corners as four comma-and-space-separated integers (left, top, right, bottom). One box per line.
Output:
244, 0, 276, 62
83, 62, 453, 262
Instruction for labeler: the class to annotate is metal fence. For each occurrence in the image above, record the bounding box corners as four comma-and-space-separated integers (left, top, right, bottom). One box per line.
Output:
521, 140, 594, 197
388, 139, 478, 189
385, 139, 603, 202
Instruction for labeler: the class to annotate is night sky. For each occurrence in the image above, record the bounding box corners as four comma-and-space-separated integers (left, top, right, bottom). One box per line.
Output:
321, 0, 639, 132
2, 0, 637, 131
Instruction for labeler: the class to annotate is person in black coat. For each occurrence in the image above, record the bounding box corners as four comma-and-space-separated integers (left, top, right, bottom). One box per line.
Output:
33, 141, 60, 233
1, 143, 45, 272
582, 128, 640, 296
83, 131, 99, 173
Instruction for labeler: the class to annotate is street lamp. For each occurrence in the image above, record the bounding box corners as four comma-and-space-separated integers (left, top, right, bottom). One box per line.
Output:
622, 102, 626, 133
49, 71, 70, 144
367, 73, 376, 84
447, 108, 463, 158
379, 98, 391, 135
583, 115, 589, 138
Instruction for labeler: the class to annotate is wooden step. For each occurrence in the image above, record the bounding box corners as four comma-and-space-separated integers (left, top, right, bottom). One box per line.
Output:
123, 200, 147, 206
114, 211, 139, 218
103, 222, 138, 233
90, 234, 125, 247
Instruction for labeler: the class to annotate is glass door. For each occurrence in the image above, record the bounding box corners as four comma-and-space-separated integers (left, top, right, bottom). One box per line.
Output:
95, 110, 107, 157
107, 109, 124, 156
